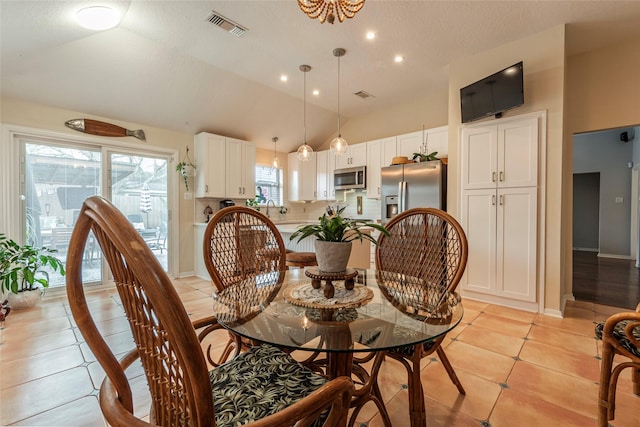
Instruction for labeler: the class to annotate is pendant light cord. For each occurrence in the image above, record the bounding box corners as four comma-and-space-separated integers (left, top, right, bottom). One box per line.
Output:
337, 53, 341, 137
304, 69, 307, 146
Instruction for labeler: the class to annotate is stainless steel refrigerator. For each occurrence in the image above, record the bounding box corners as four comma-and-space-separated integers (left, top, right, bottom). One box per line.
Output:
380, 160, 446, 224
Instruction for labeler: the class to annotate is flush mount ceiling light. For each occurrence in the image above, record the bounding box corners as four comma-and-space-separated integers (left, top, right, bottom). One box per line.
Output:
298, 0, 366, 24
296, 65, 314, 162
75, 6, 120, 30
330, 48, 348, 156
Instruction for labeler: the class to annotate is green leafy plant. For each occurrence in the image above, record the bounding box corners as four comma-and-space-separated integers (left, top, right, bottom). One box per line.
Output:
290, 206, 389, 245
176, 162, 196, 191
0, 233, 65, 294
245, 198, 260, 211
412, 151, 439, 162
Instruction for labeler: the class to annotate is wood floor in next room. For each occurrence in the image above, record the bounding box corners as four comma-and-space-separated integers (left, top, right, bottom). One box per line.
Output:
0, 276, 638, 426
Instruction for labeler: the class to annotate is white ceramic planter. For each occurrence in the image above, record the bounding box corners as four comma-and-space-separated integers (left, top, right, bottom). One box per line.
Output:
6, 289, 44, 309
315, 240, 352, 273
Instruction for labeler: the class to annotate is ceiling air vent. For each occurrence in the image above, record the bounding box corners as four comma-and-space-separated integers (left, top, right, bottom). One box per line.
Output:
206, 11, 248, 37
354, 90, 374, 100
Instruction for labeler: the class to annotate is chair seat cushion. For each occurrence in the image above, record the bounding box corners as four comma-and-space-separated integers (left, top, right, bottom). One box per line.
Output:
210, 344, 328, 426
595, 320, 640, 358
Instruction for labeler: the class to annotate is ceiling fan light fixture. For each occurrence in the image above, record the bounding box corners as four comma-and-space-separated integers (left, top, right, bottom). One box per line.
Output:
298, 0, 366, 24
75, 6, 120, 31
296, 65, 314, 162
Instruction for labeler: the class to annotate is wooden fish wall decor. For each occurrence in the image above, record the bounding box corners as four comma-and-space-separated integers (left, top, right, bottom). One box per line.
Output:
65, 118, 146, 141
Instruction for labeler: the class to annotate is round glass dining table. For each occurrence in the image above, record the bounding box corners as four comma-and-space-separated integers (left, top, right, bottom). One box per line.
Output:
212, 267, 463, 427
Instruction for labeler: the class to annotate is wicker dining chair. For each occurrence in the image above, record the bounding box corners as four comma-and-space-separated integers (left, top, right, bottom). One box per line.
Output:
66, 196, 353, 427
375, 208, 468, 427
202, 206, 287, 363
594, 303, 640, 427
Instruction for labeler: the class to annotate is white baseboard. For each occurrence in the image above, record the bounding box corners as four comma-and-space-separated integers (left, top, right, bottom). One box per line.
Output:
597, 253, 633, 260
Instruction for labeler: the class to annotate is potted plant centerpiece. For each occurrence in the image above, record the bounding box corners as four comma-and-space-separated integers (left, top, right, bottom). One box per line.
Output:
290, 206, 388, 273
0, 233, 65, 309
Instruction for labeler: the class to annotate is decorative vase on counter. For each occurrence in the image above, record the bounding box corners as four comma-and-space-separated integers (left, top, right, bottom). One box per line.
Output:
315, 240, 351, 273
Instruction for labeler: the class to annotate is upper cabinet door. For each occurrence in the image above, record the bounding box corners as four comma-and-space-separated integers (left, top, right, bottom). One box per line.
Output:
498, 117, 538, 188
335, 142, 366, 169
461, 126, 498, 190
396, 131, 422, 160
241, 140, 256, 195
380, 137, 397, 167
225, 138, 244, 198
366, 139, 381, 199
194, 132, 226, 198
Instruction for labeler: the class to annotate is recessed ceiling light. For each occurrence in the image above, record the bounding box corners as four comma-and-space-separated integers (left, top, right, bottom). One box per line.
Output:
313, 89, 320, 96
366, 31, 375, 40
75, 6, 120, 30
394, 55, 404, 63
280, 75, 288, 82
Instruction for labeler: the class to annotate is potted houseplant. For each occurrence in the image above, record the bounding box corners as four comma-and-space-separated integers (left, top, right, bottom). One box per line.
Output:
412, 151, 439, 162
176, 161, 196, 191
0, 233, 66, 309
290, 206, 389, 273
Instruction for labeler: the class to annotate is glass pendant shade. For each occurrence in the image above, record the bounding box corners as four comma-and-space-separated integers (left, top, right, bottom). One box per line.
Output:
296, 65, 313, 162
297, 143, 313, 161
330, 136, 348, 155
330, 48, 349, 156
272, 137, 279, 168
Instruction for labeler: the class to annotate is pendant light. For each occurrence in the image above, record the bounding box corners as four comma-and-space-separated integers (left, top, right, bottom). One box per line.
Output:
272, 137, 279, 169
296, 65, 313, 161
330, 48, 348, 156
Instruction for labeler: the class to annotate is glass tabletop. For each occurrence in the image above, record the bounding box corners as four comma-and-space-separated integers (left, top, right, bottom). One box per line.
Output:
212, 268, 464, 354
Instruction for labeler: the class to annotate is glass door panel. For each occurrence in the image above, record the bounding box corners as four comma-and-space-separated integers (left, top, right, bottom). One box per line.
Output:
109, 153, 169, 271
23, 142, 102, 287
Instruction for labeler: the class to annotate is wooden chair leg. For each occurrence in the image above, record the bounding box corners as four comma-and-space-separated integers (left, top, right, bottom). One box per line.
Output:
633, 367, 640, 396
406, 353, 427, 427
598, 342, 615, 427
436, 346, 465, 394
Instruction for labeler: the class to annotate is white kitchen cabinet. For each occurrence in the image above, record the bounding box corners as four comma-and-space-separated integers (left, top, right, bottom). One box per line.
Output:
335, 142, 367, 169
366, 137, 396, 199
194, 132, 226, 198
226, 137, 256, 199
287, 152, 317, 201
397, 126, 448, 160
460, 115, 540, 306
461, 118, 538, 190
316, 150, 336, 201
461, 187, 537, 302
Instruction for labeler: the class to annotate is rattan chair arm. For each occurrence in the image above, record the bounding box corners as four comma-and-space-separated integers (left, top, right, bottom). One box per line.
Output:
245, 376, 354, 427
603, 311, 640, 349
99, 349, 157, 427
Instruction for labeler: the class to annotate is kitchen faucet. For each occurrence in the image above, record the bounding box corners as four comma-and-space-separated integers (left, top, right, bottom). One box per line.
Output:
266, 199, 276, 218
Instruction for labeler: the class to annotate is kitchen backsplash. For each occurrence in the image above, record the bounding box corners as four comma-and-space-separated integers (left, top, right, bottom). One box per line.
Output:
195, 190, 381, 223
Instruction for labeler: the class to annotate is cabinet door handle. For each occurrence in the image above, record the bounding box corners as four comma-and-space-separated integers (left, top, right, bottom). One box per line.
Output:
378, 187, 380, 195
492, 172, 496, 182
205, 185, 208, 193
492, 195, 496, 206
324, 190, 327, 197
499, 194, 503, 205
239, 187, 242, 194
499, 171, 504, 182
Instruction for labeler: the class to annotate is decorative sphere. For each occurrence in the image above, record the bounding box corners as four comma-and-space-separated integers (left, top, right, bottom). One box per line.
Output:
330, 136, 348, 155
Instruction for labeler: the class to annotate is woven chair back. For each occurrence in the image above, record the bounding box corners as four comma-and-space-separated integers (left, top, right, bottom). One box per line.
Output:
203, 206, 286, 292
376, 208, 468, 295
66, 196, 214, 427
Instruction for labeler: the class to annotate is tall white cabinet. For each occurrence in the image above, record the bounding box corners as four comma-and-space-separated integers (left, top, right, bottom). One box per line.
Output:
460, 115, 540, 308
288, 152, 317, 201
225, 137, 256, 199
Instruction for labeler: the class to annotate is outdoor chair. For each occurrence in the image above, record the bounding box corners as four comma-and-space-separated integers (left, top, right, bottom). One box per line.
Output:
595, 303, 640, 427
376, 208, 468, 427
66, 196, 353, 427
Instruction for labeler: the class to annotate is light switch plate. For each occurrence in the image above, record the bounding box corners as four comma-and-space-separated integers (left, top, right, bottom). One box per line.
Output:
615, 197, 623, 203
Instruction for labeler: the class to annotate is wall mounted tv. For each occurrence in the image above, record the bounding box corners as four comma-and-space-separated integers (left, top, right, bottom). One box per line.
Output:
460, 61, 523, 123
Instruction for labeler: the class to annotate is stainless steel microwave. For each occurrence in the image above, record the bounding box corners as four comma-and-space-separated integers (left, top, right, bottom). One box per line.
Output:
334, 166, 366, 190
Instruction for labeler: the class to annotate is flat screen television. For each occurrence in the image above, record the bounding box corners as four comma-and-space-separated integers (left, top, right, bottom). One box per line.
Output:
460, 61, 523, 123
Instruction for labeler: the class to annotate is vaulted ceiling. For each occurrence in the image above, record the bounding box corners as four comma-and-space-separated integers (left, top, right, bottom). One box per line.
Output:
2, 1, 640, 152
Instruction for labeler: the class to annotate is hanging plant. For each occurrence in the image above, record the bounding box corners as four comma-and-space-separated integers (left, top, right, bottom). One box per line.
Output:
176, 147, 196, 191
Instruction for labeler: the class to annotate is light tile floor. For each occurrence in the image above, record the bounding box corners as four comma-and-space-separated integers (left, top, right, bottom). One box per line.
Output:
1, 277, 638, 427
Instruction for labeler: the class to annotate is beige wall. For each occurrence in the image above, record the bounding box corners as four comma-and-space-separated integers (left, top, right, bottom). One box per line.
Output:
563, 35, 640, 299
0, 97, 196, 275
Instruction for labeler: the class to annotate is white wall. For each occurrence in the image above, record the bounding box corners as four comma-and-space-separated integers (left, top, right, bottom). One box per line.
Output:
573, 129, 634, 256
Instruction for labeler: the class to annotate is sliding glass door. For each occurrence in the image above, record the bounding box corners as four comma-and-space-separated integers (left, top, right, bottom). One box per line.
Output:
21, 138, 172, 288
109, 152, 169, 271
